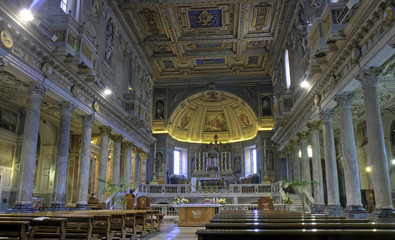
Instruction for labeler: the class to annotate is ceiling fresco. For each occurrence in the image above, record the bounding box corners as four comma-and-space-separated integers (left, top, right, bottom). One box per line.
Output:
117, 0, 292, 81
167, 91, 258, 143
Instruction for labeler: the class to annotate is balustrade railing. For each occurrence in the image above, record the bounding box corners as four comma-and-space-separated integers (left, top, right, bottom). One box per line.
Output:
136, 181, 282, 196
150, 203, 288, 217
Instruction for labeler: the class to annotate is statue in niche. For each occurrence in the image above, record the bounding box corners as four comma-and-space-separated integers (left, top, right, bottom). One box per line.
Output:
262, 96, 272, 116
105, 20, 114, 63
155, 100, 164, 119
234, 157, 241, 174
266, 150, 274, 171
155, 152, 164, 173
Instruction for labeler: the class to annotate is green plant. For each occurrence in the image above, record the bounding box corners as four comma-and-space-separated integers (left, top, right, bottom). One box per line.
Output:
218, 198, 226, 206
98, 178, 136, 207
283, 193, 293, 204
282, 180, 318, 212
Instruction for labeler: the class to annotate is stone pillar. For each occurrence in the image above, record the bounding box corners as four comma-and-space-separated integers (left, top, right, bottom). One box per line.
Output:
97, 126, 112, 203
111, 135, 123, 186
297, 131, 311, 190
49, 102, 75, 210
133, 147, 140, 183
122, 142, 133, 187
319, 109, 342, 216
13, 83, 45, 212
75, 114, 95, 209
356, 69, 395, 222
335, 92, 368, 219
291, 139, 301, 181
307, 121, 325, 214
285, 145, 293, 181
140, 152, 148, 184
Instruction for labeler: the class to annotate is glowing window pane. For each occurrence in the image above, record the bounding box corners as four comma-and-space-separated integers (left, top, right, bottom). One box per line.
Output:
285, 49, 291, 89
174, 150, 180, 175
60, 0, 68, 13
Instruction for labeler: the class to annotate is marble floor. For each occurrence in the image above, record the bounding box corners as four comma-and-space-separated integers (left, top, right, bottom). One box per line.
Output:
144, 223, 203, 240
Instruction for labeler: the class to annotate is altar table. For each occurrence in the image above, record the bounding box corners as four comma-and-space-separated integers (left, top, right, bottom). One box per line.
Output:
174, 204, 220, 227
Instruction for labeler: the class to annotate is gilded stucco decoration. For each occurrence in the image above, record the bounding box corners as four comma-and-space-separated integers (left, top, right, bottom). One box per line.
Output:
167, 91, 258, 143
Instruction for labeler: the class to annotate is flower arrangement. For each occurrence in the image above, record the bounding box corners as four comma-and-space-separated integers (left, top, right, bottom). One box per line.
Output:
218, 198, 227, 206
283, 193, 293, 204
173, 196, 189, 205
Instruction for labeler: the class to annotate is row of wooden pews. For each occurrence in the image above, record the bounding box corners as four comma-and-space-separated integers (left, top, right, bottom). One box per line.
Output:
0, 209, 161, 240
196, 210, 395, 240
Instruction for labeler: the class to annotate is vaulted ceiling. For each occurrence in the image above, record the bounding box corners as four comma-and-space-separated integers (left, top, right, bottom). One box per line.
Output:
117, 0, 295, 83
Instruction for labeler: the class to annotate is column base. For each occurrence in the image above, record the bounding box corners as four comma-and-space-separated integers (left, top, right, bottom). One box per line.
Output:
311, 204, 325, 214
73, 203, 91, 210
7, 202, 39, 213
371, 208, 395, 223
324, 204, 342, 216
46, 202, 69, 212
343, 205, 369, 219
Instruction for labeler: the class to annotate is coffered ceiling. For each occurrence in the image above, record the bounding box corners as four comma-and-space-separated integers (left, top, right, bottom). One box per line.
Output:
117, 0, 295, 82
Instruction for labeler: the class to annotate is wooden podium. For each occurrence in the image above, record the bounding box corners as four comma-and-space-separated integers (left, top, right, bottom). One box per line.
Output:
174, 204, 220, 227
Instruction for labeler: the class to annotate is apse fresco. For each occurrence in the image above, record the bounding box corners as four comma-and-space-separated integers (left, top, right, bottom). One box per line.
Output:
179, 112, 191, 129
204, 113, 227, 132
238, 112, 250, 126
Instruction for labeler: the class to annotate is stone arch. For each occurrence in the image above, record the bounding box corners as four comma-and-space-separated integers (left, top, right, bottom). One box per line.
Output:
35, 119, 57, 194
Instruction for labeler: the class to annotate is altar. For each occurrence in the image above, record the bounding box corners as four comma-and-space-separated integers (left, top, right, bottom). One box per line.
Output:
174, 204, 220, 227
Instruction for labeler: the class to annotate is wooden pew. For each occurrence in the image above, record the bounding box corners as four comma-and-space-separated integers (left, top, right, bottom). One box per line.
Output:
29, 217, 67, 240
196, 229, 395, 240
210, 218, 371, 223
0, 221, 29, 240
0, 213, 96, 240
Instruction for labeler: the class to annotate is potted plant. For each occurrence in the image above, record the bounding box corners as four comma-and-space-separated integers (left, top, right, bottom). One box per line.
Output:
98, 178, 136, 209
282, 180, 318, 212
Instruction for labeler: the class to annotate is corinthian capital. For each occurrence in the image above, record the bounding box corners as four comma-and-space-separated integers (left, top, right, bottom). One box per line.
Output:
355, 67, 380, 87
111, 134, 123, 143
81, 114, 95, 128
297, 131, 309, 140
319, 108, 335, 123
58, 101, 75, 116
99, 126, 112, 135
25, 81, 46, 98
335, 92, 353, 107
307, 121, 321, 131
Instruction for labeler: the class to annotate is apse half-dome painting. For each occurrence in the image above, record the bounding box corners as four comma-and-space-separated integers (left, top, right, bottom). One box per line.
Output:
168, 91, 258, 143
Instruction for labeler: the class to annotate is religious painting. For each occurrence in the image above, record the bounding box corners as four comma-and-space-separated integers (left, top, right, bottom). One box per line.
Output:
155, 100, 165, 120
266, 150, 274, 171
0, 142, 14, 168
261, 96, 272, 116
0, 107, 17, 132
238, 112, 250, 127
155, 152, 164, 173
204, 113, 227, 132
179, 112, 191, 129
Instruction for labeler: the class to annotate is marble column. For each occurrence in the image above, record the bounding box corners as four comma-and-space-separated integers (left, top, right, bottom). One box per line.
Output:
140, 152, 148, 184
335, 92, 368, 219
13, 83, 46, 212
291, 139, 301, 181
356, 69, 395, 222
75, 114, 95, 209
285, 145, 293, 181
97, 126, 112, 203
133, 147, 140, 183
307, 121, 325, 214
122, 142, 133, 187
319, 109, 342, 216
49, 102, 75, 210
297, 131, 311, 191
111, 135, 123, 186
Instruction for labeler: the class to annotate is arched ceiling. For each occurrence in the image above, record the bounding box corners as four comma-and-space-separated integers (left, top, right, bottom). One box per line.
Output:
168, 91, 258, 143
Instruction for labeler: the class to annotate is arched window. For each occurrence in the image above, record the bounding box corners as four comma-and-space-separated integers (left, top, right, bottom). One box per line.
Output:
285, 49, 291, 89
60, 0, 69, 13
